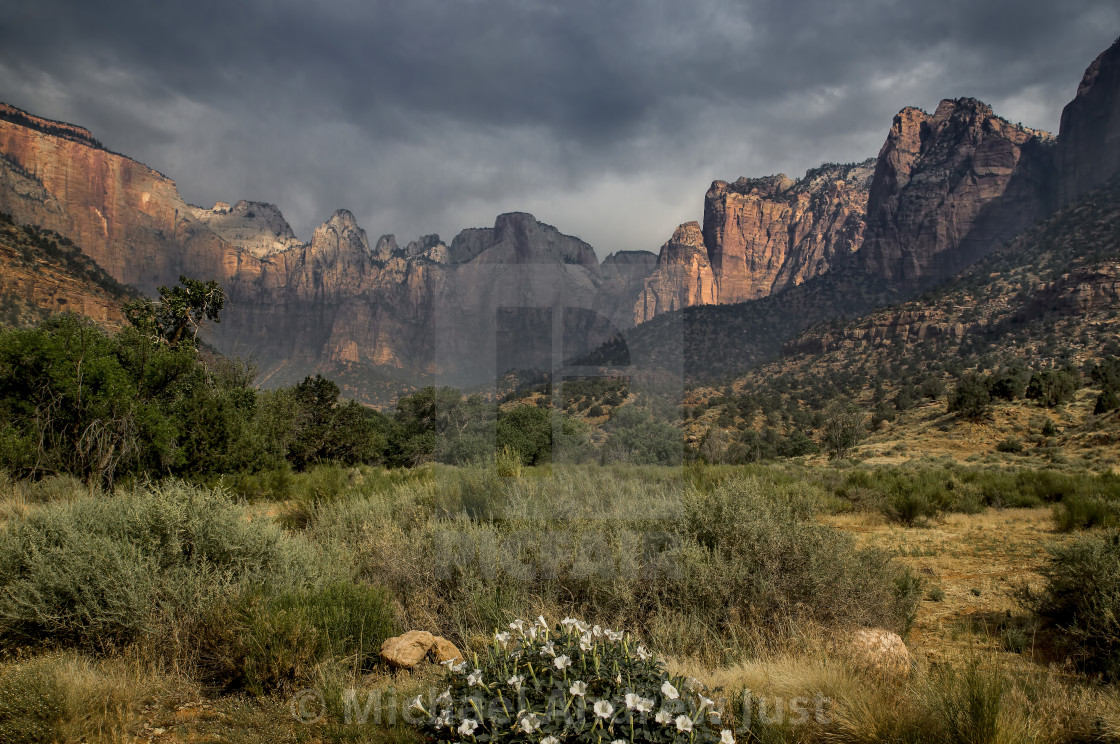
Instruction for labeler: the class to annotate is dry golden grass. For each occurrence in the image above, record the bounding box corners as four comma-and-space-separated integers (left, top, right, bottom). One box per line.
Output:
825, 507, 1067, 665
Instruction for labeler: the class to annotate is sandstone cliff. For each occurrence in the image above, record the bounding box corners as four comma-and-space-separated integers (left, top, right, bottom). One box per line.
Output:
705, 161, 874, 302
857, 98, 1054, 286
0, 217, 134, 330
634, 222, 717, 322
0, 104, 655, 401
634, 160, 873, 324
1057, 37, 1120, 206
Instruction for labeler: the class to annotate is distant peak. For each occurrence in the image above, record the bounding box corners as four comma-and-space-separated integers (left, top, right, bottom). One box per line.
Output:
327, 208, 359, 226
670, 221, 704, 246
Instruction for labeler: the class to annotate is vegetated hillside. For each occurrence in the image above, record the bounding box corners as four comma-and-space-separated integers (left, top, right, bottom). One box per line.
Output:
575, 262, 900, 382
683, 176, 1120, 466
0, 213, 136, 329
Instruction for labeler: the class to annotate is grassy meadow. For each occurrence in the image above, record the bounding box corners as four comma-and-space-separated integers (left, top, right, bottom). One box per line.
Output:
0, 461, 1118, 743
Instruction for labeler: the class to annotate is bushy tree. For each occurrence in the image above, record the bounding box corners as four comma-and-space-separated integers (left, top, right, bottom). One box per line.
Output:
949, 375, 991, 420
496, 405, 553, 465
600, 405, 682, 465
124, 275, 225, 348
820, 403, 866, 459
286, 375, 388, 469
1026, 369, 1079, 407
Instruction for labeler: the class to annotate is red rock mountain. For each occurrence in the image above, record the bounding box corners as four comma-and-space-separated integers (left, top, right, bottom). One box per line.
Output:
857, 98, 1054, 285
0, 105, 655, 400
637, 96, 1056, 323
3, 37, 1120, 395
1057, 36, 1120, 207
635, 161, 873, 323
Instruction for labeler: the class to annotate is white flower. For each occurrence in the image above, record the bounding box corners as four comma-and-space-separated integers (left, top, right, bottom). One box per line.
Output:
606, 629, 624, 642
612, 740, 628, 744
458, 718, 479, 736
542, 737, 560, 744
592, 624, 603, 637
675, 715, 694, 732
433, 709, 453, 729
440, 658, 458, 668
579, 633, 593, 652
655, 710, 673, 724
574, 620, 588, 634
537, 614, 549, 629
507, 674, 524, 691
540, 640, 556, 657
593, 699, 615, 719
625, 692, 641, 710
636, 645, 652, 661
698, 695, 715, 710
527, 626, 539, 641
561, 617, 580, 632
467, 669, 483, 687
661, 681, 679, 699
519, 712, 541, 733
721, 730, 736, 744
510, 619, 526, 633
452, 661, 469, 674
569, 680, 587, 697
554, 654, 572, 670
635, 697, 654, 713
494, 631, 511, 647
408, 695, 425, 711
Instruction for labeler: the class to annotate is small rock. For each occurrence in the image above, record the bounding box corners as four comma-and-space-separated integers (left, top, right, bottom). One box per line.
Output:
428, 636, 463, 665
380, 630, 436, 669
836, 628, 913, 677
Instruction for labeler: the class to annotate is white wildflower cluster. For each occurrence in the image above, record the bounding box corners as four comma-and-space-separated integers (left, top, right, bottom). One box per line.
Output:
414, 617, 734, 743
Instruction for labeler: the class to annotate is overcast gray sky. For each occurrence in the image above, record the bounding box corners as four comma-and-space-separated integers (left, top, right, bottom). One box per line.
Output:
1, 1, 1117, 257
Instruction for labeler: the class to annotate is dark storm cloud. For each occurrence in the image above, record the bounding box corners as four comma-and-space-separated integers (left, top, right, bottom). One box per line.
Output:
1, 0, 1117, 255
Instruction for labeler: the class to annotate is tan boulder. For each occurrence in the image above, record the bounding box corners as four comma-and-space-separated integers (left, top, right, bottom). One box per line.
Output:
836, 628, 913, 677
380, 631, 436, 669
428, 636, 463, 665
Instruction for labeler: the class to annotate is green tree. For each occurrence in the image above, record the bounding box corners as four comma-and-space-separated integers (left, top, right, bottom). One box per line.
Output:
125, 275, 226, 348
600, 405, 682, 465
949, 375, 991, 420
1096, 388, 1120, 415
820, 403, 866, 459
287, 375, 386, 469
1025, 370, 1079, 408
495, 404, 552, 465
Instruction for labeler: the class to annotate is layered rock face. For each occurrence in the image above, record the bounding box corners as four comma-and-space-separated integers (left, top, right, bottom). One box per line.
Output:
704, 161, 874, 302
0, 220, 133, 330
0, 105, 656, 398
638, 98, 1063, 324
858, 98, 1054, 285
635, 161, 873, 323
634, 222, 717, 322
1057, 37, 1120, 206
189, 200, 303, 258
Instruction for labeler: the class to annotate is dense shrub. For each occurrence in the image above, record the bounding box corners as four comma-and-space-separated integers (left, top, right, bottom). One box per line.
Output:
1025, 370, 1079, 407
200, 582, 397, 694
949, 375, 991, 420
1052, 494, 1120, 532
0, 659, 67, 744
0, 483, 332, 652
1026, 529, 1120, 679
1096, 387, 1120, 414
321, 470, 920, 661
